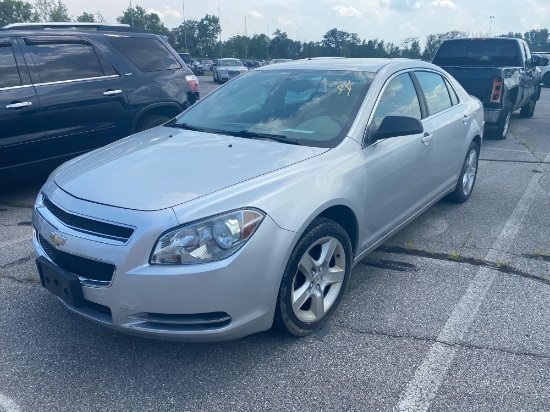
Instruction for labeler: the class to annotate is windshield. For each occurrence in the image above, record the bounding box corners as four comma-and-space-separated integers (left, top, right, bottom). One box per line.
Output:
172, 69, 375, 148
219, 59, 243, 67
433, 40, 521, 67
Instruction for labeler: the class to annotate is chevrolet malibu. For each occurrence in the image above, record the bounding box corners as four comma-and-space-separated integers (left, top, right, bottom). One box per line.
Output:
33, 59, 484, 341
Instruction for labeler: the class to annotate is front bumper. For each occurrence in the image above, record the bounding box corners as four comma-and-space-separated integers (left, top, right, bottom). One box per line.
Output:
32, 182, 295, 342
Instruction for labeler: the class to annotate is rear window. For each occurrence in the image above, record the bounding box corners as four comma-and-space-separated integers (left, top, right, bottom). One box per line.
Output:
24, 39, 105, 83
433, 40, 521, 67
107, 37, 181, 72
0, 44, 21, 88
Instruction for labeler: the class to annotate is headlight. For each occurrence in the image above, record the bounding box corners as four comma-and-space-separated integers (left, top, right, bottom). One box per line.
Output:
220, 69, 227, 74
150, 209, 265, 265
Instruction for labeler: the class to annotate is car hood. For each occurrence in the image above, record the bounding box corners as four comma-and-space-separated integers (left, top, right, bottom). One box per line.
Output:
54, 127, 327, 211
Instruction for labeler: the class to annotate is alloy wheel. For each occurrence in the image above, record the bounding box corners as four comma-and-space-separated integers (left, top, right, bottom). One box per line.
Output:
462, 148, 478, 197
291, 236, 346, 323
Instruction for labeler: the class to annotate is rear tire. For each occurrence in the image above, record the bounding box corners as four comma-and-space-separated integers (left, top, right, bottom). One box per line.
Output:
136, 115, 171, 132
491, 101, 512, 140
448, 140, 479, 203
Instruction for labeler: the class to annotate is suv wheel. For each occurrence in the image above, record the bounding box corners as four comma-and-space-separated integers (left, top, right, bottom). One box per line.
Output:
136, 115, 171, 132
519, 98, 536, 118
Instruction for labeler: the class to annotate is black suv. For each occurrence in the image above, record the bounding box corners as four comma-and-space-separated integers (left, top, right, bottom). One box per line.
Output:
0, 23, 199, 186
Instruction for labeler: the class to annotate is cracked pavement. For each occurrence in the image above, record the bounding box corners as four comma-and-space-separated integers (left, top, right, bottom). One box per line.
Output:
0, 86, 548, 411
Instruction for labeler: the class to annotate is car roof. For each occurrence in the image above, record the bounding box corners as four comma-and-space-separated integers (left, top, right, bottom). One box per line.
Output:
256, 58, 435, 73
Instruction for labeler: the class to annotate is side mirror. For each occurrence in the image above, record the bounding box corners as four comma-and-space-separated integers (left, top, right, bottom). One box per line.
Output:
375, 115, 424, 140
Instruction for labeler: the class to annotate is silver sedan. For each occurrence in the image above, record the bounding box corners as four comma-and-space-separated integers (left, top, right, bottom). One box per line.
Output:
32, 59, 484, 341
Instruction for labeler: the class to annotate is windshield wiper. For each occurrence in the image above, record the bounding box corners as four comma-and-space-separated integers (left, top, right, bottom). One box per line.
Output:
167, 122, 206, 132
225, 130, 302, 145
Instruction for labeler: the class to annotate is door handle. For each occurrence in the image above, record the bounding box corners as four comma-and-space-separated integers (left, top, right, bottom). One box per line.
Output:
463, 114, 470, 124
103, 90, 123, 96
6, 101, 32, 109
421, 132, 433, 145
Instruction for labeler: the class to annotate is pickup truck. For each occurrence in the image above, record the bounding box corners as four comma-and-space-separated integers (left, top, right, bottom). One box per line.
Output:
432, 37, 549, 139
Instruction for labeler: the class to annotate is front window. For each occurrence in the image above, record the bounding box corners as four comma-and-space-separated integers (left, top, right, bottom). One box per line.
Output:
171, 69, 375, 148
372, 73, 421, 129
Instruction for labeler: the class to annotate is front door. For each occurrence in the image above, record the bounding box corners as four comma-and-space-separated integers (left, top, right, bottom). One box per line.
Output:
0, 37, 45, 184
359, 72, 435, 250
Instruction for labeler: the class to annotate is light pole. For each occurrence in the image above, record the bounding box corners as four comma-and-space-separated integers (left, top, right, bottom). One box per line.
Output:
218, 6, 222, 59
129, 0, 134, 27
267, 24, 270, 60
245, 16, 248, 60
489, 16, 494, 37
182, 0, 187, 51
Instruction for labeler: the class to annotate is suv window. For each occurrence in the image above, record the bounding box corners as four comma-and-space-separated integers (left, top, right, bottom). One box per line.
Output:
24, 38, 105, 83
372, 73, 421, 129
0, 43, 21, 88
107, 37, 181, 72
415, 71, 453, 116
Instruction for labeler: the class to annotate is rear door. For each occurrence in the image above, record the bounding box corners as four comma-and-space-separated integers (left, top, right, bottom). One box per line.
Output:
20, 36, 129, 166
520, 42, 536, 107
413, 70, 468, 200
0, 37, 45, 185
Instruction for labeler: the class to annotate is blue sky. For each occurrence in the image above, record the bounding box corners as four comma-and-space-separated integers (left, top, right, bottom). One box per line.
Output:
63, 0, 549, 46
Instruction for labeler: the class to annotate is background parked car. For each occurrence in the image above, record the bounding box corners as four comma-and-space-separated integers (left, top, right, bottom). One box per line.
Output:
213, 58, 248, 83
533, 52, 550, 87
0, 22, 199, 186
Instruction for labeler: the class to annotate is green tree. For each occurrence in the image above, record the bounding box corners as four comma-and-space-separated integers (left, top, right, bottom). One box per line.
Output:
76, 12, 95, 22
270, 29, 295, 59
117, 5, 168, 36
197, 14, 220, 57
0, 0, 33, 26
523, 29, 549, 52
248, 33, 270, 59
400, 38, 422, 59
421, 30, 467, 61
171, 19, 199, 53
33, 0, 70, 22
322, 28, 360, 57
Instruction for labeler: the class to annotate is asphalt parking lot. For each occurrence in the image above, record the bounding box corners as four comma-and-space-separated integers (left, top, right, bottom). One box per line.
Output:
0, 86, 549, 412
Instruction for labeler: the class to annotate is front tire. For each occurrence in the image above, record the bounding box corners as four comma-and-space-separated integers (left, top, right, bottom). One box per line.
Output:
274, 218, 352, 337
519, 97, 536, 118
448, 140, 479, 203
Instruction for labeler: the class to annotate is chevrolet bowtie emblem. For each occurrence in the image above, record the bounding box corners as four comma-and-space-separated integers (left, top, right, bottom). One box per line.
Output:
50, 232, 67, 247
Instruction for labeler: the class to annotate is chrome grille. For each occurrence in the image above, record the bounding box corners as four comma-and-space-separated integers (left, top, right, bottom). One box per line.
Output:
43, 196, 134, 242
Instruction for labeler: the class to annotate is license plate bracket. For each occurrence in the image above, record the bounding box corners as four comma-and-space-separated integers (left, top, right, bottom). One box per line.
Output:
36, 256, 84, 307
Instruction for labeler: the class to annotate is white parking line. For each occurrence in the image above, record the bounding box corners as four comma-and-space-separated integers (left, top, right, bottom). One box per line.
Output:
0, 394, 21, 412
394, 152, 550, 412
